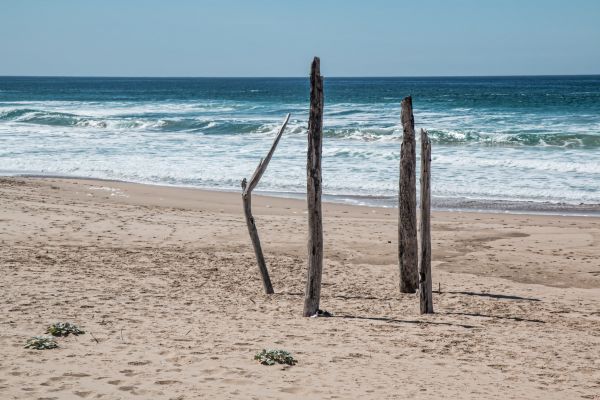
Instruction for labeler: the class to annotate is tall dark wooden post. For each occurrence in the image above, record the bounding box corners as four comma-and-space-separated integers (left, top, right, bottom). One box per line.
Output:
303, 57, 324, 317
399, 96, 418, 293
419, 128, 433, 313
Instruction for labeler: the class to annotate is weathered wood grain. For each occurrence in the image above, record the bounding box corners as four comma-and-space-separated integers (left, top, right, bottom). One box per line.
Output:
303, 57, 325, 317
241, 113, 291, 294
399, 96, 418, 293
419, 128, 433, 313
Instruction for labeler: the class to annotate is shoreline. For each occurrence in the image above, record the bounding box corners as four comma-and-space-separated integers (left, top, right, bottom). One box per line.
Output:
6, 172, 600, 217
3, 174, 600, 289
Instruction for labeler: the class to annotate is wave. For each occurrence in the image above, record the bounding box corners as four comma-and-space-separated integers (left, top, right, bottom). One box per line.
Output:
2, 107, 600, 148
0, 107, 283, 136
320, 128, 600, 148
426, 130, 600, 148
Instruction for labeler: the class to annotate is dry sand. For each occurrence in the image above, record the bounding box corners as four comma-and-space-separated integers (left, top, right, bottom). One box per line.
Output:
1, 176, 599, 399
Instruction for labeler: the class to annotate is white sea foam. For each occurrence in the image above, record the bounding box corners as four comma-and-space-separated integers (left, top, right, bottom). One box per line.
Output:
2, 96, 600, 207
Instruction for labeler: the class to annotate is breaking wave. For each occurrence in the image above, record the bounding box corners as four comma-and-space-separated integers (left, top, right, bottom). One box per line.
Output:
2, 107, 599, 148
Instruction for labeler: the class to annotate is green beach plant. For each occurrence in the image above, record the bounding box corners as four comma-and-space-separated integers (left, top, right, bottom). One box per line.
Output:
46, 322, 85, 337
24, 336, 58, 350
254, 349, 297, 366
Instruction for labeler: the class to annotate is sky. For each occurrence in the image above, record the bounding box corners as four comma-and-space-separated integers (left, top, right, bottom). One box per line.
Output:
1, 0, 599, 77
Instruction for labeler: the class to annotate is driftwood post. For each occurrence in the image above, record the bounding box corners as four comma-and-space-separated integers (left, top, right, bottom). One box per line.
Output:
399, 96, 418, 293
419, 129, 433, 313
303, 57, 324, 317
241, 113, 291, 295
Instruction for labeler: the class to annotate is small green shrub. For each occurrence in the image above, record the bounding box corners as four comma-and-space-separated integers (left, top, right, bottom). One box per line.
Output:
46, 322, 85, 337
24, 336, 58, 350
254, 349, 297, 366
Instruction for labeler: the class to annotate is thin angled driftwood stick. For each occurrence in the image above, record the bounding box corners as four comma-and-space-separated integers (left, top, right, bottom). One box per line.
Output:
419, 128, 433, 314
241, 113, 291, 294
303, 57, 324, 317
399, 96, 418, 293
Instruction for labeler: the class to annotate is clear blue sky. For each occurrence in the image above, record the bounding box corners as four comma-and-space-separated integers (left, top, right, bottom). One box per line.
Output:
2, 0, 599, 77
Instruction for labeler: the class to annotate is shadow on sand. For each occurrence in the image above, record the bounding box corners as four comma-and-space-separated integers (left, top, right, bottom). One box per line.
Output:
442, 311, 545, 324
333, 315, 478, 329
445, 291, 541, 302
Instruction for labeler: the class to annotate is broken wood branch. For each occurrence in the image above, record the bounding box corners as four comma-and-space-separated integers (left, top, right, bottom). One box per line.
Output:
241, 113, 291, 294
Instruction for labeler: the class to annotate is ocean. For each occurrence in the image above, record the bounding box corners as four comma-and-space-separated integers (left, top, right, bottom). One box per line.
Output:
1, 76, 599, 213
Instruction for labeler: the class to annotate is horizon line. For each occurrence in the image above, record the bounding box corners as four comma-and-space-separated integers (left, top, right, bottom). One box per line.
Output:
1, 73, 599, 79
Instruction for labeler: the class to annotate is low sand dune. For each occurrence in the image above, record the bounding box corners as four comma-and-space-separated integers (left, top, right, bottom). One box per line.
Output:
1, 177, 599, 399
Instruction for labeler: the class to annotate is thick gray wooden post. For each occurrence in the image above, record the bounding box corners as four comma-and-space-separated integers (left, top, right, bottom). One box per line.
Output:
399, 96, 418, 293
419, 129, 433, 313
242, 113, 291, 295
303, 57, 324, 317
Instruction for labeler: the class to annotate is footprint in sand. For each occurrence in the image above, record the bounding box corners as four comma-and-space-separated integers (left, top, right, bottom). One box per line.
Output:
118, 369, 139, 377
279, 386, 303, 394
128, 360, 152, 366
118, 385, 137, 392
63, 372, 91, 378
155, 380, 181, 385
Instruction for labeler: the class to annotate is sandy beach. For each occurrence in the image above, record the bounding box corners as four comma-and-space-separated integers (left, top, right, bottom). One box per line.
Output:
1, 176, 599, 399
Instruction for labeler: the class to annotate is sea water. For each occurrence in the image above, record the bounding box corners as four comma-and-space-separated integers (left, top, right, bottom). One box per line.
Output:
1, 76, 599, 212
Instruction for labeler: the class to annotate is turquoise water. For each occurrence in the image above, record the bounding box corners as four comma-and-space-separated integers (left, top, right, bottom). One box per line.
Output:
1, 76, 599, 211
